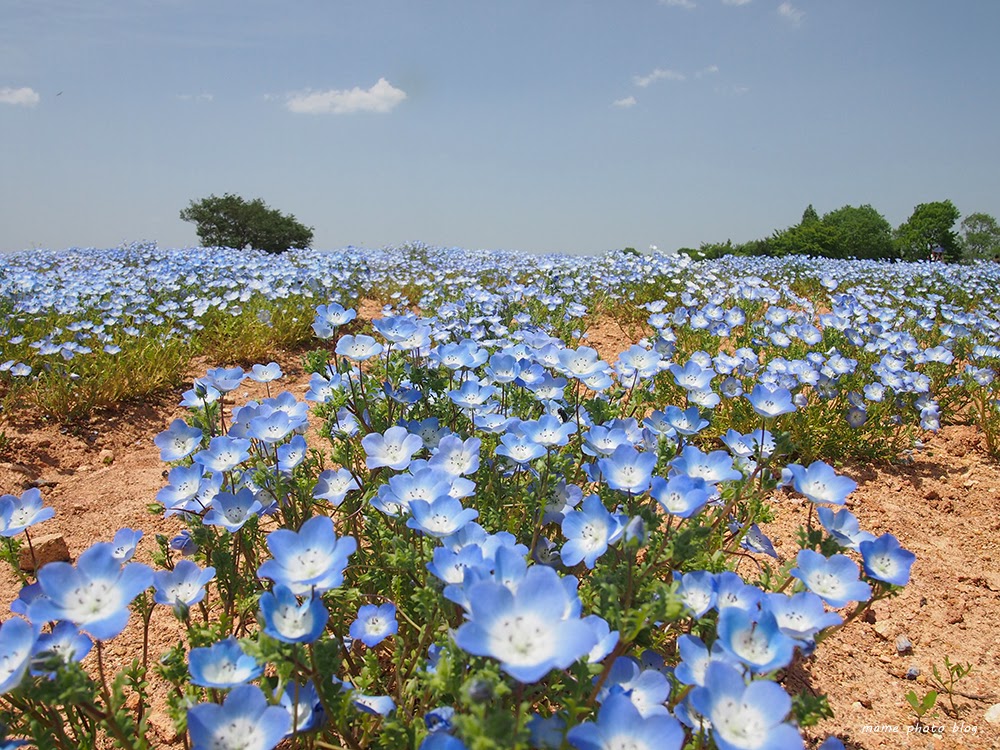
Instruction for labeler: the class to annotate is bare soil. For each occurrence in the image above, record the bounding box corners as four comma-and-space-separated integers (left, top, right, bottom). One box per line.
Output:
2, 333, 999, 749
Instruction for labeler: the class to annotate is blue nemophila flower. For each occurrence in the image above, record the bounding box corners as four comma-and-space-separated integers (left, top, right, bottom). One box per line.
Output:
859, 533, 916, 586
304, 372, 342, 403
109, 528, 142, 562
278, 680, 324, 735
153, 560, 215, 609
662, 405, 709, 436
674, 570, 718, 617
257, 515, 356, 595
598, 445, 656, 494
351, 691, 396, 716
336, 334, 384, 361
690, 662, 803, 750
188, 683, 289, 750
312, 303, 356, 339
561, 494, 624, 569
448, 380, 498, 411
791, 550, 872, 608
671, 445, 742, 485
419, 734, 467, 750
597, 656, 671, 718
154, 419, 203, 461
0, 488, 54, 537
815, 507, 875, 551
249, 362, 283, 383
276, 434, 308, 473
650, 474, 710, 518
259, 585, 328, 644
313, 468, 361, 507
188, 636, 263, 688
495, 429, 547, 465
362, 426, 424, 471
566, 693, 684, 750
31, 620, 92, 675
786, 461, 857, 506
765, 592, 842, 641
30, 542, 153, 641
203, 488, 263, 533
527, 713, 566, 749
180, 385, 221, 410
247, 411, 296, 444
519, 415, 577, 448
746, 383, 797, 419
203, 366, 245, 394
429, 435, 482, 476
674, 634, 741, 688
407, 496, 479, 537
715, 608, 796, 673
349, 603, 398, 647
0, 618, 35, 694
193, 436, 252, 473
669, 359, 715, 391
454, 565, 597, 683
156, 464, 206, 511
714, 571, 763, 611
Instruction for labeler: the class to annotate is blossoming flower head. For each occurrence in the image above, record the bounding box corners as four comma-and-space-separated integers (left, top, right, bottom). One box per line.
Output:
336, 334, 383, 361
454, 565, 597, 683
406, 495, 480, 538
0, 488, 55, 537
790, 549, 872, 608
203, 488, 263, 533
715, 607, 796, 673
349, 603, 398, 647
259, 585, 329, 643
257, 515, 356, 595
746, 383, 797, 419
154, 419, 203, 461
689, 662, 803, 750
193, 436, 252, 474
0, 617, 35, 694
598, 445, 656, 494
153, 560, 216, 609
786, 461, 857, 506
188, 636, 263, 688
30, 542, 153, 641
650, 474, 710, 518
249, 361, 283, 383
560, 494, 624, 569
566, 693, 683, 750
362, 426, 424, 471
31, 620, 92, 675
859, 533, 916, 586
188, 684, 290, 750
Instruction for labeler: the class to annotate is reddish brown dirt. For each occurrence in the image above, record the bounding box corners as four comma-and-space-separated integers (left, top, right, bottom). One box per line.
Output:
2, 330, 999, 748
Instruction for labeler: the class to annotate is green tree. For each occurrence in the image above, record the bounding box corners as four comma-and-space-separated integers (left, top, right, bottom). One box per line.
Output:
894, 200, 961, 262
822, 204, 894, 260
801, 204, 820, 224
179, 193, 314, 254
959, 212, 1000, 260
769, 220, 841, 258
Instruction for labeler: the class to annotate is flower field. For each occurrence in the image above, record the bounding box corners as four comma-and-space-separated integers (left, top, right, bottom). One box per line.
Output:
1, 242, 999, 749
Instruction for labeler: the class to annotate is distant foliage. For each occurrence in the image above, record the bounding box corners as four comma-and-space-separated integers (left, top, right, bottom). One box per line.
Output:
179, 193, 314, 254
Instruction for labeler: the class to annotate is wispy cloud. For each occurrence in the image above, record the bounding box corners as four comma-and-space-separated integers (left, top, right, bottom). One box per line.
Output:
722, 0, 752, 5
633, 68, 686, 88
286, 78, 407, 115
0, 86, 40, 107
659, 0, 696, 9
613, 96, 637, 108
695, 64, 720, 78
778, 1, 804, 25
177, 93, 213, 102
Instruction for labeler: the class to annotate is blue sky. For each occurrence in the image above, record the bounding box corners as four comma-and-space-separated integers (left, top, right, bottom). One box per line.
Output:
2, 1, 998, 254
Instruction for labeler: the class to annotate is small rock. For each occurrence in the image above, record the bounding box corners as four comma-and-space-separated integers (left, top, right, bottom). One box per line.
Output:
18, 533, 70, 571
851, 701, 864, 710
99, 448, 115, 465
985, 704, 1000, 725
29, 478, 58, 488
874, 621, 893, 639
860, 697, 873, 708
906, 665, 921, 680
76, 465, 92, 473
896, 635, 913, 654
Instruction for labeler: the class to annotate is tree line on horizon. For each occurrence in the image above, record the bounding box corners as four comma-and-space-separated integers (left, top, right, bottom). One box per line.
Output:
673, 200, 1000, 263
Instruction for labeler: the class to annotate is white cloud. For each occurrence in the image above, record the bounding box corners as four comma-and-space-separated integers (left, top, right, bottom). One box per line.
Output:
695, 64, 720, 78
633, 68, 686, 88
0, 87, 40, 107
778, 1, 804, 24
722, 0, 752, 5
177, 93, 213, 102
613, 96, 637, 108
660, 0, 696, 8
286, 77, 407, 115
